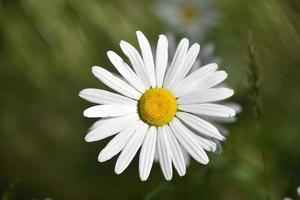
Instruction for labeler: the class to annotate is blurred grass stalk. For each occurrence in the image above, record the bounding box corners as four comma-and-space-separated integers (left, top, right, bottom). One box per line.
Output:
247, 29, 270, 200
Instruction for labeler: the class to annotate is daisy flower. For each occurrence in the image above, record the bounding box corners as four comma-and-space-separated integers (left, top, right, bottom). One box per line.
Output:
156, 0, 219, 40
79, 31, 236, 181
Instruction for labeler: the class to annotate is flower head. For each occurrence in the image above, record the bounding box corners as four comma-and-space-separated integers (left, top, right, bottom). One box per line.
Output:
79, 31, 236, 181
156, 0, 219, 40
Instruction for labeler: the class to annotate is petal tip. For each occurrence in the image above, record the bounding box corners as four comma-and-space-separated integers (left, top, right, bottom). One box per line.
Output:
78, 90, 85, 98
114, 166, 123, 175
91, 66, 101, 73
140, 175, 148, 181
136, 30, 143, 36
84, 134, 93, 142
106, 50, 114, 56
178, 169, 186, 177
203, 160, 209, 165
119, 40, 127, 46
220, 135, 226, 141
229, 111, 236, 117
98, 154, 108, 163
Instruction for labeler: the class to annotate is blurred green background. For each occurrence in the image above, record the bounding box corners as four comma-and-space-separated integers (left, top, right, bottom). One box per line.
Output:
0, 0, 300, 199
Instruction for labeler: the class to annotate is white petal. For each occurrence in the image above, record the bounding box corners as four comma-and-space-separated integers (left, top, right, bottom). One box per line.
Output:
225, 103, 242, 114
115, 123, 149, 174
163, 38, 189, 88
155, 34, 168, 87
136, 31, 156, 88
176, 112, 225, 141
120, 41, 150, 88
92, 66, 141, 99
172, 71, 228, 96
83, 105, 137, 118
98, 120, 143, 162
197, 71, 228, 90
177, 88, 234, 104
157, 126, 173, 181
169, 43, 200, 90
195, 136, 218, 152
85, 113, 139, 142
139, 126, 157, 181
172, 63, 218, 97
204, 115, 237, 123
169, 118, 209, 165
107, 51, 146, 93
178, 103, 236, 118
79, 88, 137, 105
164, 125, 186, 176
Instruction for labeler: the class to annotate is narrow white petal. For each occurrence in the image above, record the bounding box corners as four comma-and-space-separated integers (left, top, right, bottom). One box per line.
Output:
115, 123, 149, 174
85, 113, 139, 142
169, 118, 209, 164
198, 71, 228, 90
165, 125, 186, 176
164, 38, 189, 88
92, 66, 141, 99
107, 51, 146, 93
139, 126, 157, 181
155, 34, 168, 87
136, 31, 156, 88
204, 115, 237, 123
176, 112, 225, 141
169, 43, 200, 90
157, 126, 173, 181
225, 103, 242, 114
120, 41, 150, 88
83, 105, 137, 118
172, 63, 218, 97
79, 88, 137, 105
173, 69, 226, 97
177, 88, 234, 104
195, 136, 218, 152
98, 120, 143, 162
179, 103, 236, 118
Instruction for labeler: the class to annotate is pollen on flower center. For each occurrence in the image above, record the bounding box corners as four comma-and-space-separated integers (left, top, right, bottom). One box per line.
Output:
138, 88, 177, 127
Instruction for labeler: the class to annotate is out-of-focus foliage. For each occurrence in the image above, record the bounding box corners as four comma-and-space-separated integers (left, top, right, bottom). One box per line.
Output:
0, 0, 299, 199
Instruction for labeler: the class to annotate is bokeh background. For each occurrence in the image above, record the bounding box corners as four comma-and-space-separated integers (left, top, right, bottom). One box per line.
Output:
0, 0, 300, 199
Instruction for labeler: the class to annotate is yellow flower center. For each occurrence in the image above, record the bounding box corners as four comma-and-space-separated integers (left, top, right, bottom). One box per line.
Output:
181, 5, 198, 23
138, 88, 177, 127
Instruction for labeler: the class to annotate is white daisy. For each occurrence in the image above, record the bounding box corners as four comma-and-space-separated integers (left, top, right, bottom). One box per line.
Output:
156, 0, 219, 40
79, 31, 236, 181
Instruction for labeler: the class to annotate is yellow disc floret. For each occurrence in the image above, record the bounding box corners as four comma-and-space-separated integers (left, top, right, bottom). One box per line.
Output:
138, 88, 177, 127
